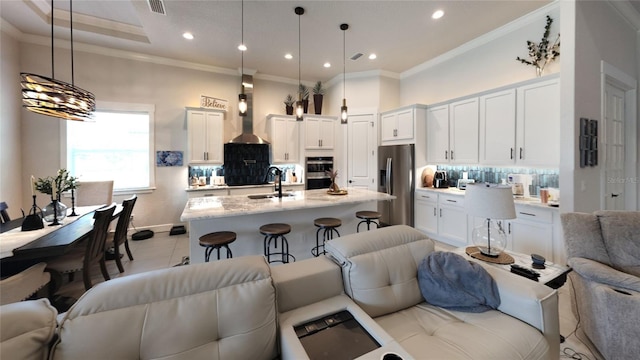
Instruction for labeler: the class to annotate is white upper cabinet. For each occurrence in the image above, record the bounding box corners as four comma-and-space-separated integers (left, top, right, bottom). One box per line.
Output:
516, 78, 560, 167
305, 115, 335, 150
427, 99, 479, 164
187, 109, 224, 164
268, 115, 300, 163
381, 108, 415, 144
426, 105, 450, 163
479, 89, 517, 165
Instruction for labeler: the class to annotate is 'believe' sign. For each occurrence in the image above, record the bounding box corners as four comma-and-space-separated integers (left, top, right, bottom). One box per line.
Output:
200, 95, 228, 111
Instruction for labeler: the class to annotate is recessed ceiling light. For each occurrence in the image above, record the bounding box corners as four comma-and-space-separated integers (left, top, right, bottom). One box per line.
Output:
432, 10, 444, 19
182, 32, 194, 40
324, 62, 331, 68
368, 54, 377, 60
238, 43, 247, 51
285, 53, 293, 60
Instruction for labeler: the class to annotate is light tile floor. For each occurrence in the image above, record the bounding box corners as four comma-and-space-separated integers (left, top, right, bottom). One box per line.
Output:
55, 231, 595, 359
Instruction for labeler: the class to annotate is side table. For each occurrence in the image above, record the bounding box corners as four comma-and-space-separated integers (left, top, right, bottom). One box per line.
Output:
454, 247, 572, 289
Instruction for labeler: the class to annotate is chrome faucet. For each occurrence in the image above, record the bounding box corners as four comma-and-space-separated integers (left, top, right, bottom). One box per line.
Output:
264, 166, 282, 198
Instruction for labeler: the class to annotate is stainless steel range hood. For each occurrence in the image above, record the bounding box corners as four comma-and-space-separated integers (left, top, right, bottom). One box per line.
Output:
229, 74, 269, 144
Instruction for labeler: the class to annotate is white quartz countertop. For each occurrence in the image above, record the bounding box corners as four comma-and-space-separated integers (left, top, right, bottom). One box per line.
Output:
415, 186, 559, 210
181, 188, 395, 221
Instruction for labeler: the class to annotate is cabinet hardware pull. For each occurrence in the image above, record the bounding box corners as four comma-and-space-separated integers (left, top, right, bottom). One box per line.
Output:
519, 212, 536, 217
450, 151, 454, 160
445, 151, 448, 160
611, 193, 620, 198
421, 195, 430, 199
446, 199, 457, 203
519, 147, 523, 159
433, 208, 436, 216
510, 148, 514, 159
508, 222, 511, 234
439, 209, 442, 217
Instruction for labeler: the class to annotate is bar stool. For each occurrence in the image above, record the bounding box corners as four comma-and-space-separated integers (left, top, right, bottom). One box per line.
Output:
312, 217, 341, 257
199, 231, 236, 262
356, 211, 381, 232
260, 223, 295, 264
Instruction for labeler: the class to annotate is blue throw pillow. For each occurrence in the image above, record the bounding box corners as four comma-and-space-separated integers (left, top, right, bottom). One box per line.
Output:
417, 251, 500, 313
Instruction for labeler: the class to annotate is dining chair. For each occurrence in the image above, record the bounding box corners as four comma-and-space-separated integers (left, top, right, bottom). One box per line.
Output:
106, 194, 137, 273
46, 204, 116, 291
0, 201, 10, 223
0, 262, 51, 305
75, 181, 114, 207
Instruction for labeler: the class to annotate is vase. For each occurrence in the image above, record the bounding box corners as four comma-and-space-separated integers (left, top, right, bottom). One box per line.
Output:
329, 181, 340, 192
285, 105, 293, 115
302, 99, 309, 114
42, 201, 68, 223
313, 94, 323, 115
535, 67, 544, 77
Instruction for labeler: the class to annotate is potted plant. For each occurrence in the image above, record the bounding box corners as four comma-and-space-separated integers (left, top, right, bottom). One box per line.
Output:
284, 94, 294, 115
299, 84, 310, 113
312, 81, 325, 115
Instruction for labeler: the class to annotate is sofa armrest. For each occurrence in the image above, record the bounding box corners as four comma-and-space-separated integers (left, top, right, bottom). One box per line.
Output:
569, 257, 640, 293
484, 267, 560, 359
0, 299, 57, 360
271, 256, 344, 313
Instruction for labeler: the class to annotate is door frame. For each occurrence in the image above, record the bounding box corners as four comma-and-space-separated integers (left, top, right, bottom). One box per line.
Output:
600, 61, 637, 210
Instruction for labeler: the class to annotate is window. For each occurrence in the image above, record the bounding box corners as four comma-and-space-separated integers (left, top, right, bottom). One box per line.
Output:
63, 102, 155, 192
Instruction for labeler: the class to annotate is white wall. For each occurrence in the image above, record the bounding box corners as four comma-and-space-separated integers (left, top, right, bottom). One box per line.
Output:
0, 31, 22, 219
569, 0, 639, 212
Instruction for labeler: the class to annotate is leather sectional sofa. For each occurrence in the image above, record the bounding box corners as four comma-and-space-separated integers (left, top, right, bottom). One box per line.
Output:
1, 225, 559, 360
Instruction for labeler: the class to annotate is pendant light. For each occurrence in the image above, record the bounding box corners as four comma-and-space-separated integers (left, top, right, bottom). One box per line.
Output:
238, 0, 247, 116
20, 0, 95, 121
340, 23, 349, 124
295, 6, 305, 121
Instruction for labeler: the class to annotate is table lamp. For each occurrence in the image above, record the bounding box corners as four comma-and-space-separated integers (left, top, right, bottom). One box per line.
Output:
465, 183, 516, 257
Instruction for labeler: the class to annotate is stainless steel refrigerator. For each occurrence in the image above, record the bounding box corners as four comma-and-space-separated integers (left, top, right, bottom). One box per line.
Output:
378, 144, 414, 227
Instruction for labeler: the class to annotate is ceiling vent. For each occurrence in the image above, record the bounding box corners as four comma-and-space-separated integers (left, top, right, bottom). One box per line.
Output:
147, 0, 166, 15
350, 53, 363, 61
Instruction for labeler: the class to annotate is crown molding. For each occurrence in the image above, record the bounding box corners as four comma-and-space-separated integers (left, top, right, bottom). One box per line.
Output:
0, 19, 22, 39
608, 0, 640, 31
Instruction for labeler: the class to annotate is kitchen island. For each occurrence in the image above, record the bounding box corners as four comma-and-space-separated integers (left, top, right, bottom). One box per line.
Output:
181, 188, 394, 264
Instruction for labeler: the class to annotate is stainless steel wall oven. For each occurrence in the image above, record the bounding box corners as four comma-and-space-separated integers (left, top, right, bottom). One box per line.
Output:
305, 157, 333, 190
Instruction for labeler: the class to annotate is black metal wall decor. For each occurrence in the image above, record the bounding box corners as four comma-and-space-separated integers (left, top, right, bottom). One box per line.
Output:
579, 118, 598, 167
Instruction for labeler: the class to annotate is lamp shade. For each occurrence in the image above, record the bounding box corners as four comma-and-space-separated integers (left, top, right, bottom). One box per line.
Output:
464, 183, 516, 219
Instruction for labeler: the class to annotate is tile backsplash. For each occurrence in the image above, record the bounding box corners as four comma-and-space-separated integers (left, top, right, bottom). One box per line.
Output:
436, 165, 559, 196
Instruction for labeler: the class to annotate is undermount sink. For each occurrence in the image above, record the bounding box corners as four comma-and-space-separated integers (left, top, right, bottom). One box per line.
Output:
247, 192, 296, 199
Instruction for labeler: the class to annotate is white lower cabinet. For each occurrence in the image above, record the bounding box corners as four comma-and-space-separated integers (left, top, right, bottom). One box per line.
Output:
414, 191, 467, 248
417, 189, 558, 261
506, 206, 554, 260
415, 191, 438, 234
437, 194, 467, 247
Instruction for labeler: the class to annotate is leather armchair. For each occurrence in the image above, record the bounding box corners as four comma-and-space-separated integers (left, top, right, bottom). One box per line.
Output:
561, 211, 640, 360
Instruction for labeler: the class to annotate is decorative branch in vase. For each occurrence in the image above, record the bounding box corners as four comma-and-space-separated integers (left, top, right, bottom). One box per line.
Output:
326, 168, 340, 193
516, 15, 560, 77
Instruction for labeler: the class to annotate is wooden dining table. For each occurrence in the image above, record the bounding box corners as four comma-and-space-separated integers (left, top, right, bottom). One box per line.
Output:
0, 205, 121, 276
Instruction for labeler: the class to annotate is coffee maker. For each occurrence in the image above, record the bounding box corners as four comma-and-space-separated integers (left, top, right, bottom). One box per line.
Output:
433, 170, 449, 188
